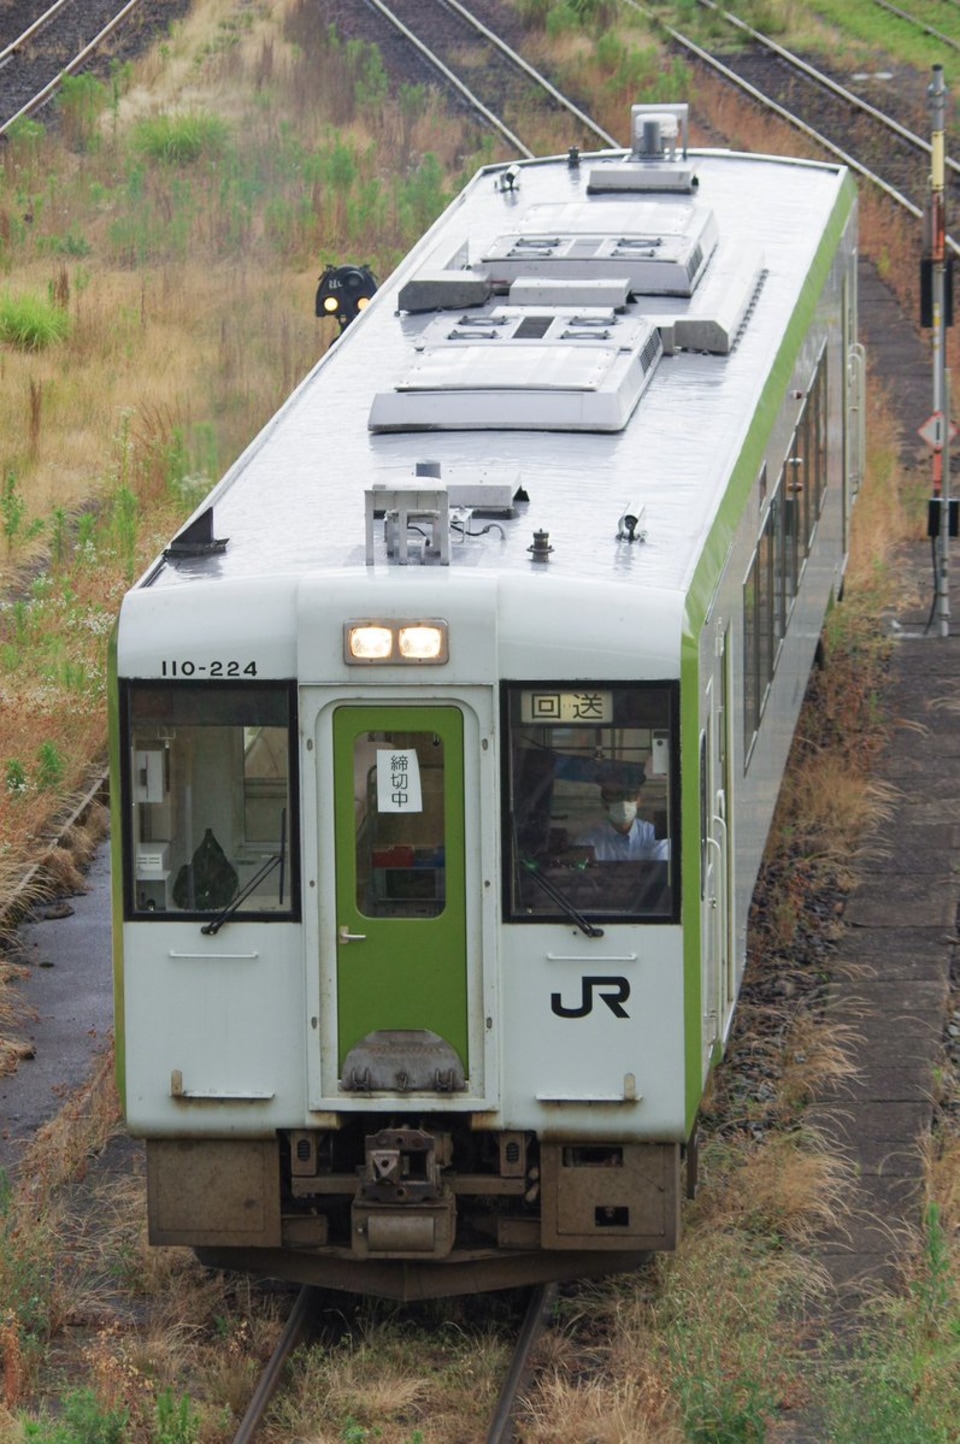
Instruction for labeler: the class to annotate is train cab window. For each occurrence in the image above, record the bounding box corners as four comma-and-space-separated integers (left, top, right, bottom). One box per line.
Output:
123, 682, 298, 920
503, 683, 679, 924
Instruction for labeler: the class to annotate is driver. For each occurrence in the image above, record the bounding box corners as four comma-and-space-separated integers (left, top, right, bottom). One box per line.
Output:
575, 768, 668, 861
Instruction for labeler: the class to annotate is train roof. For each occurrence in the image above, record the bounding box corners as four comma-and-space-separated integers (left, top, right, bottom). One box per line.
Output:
144, 110, 855, 606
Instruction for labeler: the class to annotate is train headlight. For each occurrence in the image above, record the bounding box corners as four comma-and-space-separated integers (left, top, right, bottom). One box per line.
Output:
398, 625, 444, 660
345, 620, 448, 664
347, 625, 393, 660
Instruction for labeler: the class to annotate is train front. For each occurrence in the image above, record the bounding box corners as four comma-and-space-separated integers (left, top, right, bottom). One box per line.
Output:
111, 554, 687, 1299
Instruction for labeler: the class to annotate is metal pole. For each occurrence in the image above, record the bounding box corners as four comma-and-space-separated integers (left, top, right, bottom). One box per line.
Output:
929, 65, 950, 636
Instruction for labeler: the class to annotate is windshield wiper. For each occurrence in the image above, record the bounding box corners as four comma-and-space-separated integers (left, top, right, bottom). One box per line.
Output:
201, 809, 287, 936
520, 857, 604, 938
201, 852, 282, 935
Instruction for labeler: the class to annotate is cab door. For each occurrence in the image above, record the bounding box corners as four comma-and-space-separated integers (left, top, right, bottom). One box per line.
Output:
332, 705, 468, 1079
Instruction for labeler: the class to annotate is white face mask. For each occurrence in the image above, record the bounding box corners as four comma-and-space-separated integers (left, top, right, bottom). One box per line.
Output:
607, 800, 637, 828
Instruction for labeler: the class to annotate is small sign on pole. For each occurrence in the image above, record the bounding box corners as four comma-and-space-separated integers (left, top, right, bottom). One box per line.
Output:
919, 410, 958, 451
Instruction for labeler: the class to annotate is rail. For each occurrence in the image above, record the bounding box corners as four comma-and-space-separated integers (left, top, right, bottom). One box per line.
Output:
622, 0, 960, 260
227, 1281, 555, 1444
695, 0, 960, 181
872, 0, 960, 52
0, 0, 143, 136
0, 769, 108, 936
486, 1283, 557, 1443
0, 0, 75, 69
367, 0, 617, 157
229, 1285, 318, 1444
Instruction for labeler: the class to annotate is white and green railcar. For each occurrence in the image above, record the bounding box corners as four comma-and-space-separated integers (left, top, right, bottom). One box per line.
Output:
111, 105, 863, 1299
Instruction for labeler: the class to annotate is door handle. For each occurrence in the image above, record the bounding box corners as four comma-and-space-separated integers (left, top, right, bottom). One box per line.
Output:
338, 924, 367, 943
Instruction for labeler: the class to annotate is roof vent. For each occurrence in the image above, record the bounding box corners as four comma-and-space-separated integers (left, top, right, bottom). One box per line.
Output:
481, 217, 716, 297
369, 311, 663, 434
631, 105, 686, 161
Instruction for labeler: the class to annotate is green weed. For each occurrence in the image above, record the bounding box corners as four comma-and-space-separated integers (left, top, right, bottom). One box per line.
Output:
5, 759, 27, 795
35, 743, 64, 793
2, 118, 47, 185
0, 1175, 55, 1343
154, 1388, 200, 1444
815, 1203, 960, 1442
57, 74, 108, 153
107, 486, 140, 582
23, 1387, 129, 1443
2, 471, 45, 552
0, 293, 69, 350
36, 230, 92, 259
131, 112, 230, 165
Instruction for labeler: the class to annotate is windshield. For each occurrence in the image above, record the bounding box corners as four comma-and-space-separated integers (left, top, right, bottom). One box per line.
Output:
123, 682, 298, 920
503, 682, 678, 923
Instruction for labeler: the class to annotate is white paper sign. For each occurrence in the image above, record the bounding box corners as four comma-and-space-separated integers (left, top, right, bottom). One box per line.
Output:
376, 749, 423, 813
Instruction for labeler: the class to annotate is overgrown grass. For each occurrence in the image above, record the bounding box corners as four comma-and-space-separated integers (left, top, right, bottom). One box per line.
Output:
0, 293, 70, 350
131, 112, 230, 165
795, 0, 960, 72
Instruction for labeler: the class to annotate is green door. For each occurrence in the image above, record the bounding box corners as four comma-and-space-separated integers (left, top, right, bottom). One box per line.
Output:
332, 706, 468, 1073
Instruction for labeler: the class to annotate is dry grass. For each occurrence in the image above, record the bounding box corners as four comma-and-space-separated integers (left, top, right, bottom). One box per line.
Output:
0, 957, 33, 1077
520, 1367, 681, 1443
688, 1128, 853, 1244
264, 1318, 509, 1443
14, 1048, 120, 1206
518, 1225, 826, 1443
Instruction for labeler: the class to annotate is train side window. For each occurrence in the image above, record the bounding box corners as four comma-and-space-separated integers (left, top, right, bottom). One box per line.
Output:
123, 681, 299, 919
502, 682, 679, 924
744, 346, 829, 767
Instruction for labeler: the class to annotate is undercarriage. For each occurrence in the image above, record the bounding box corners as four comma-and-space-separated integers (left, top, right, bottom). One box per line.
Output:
147, 1121, 680, 1299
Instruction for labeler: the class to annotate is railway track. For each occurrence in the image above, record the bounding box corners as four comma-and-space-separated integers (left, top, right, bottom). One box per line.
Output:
873, 0, 960, 55
0, 0, 186, 136
325, 0, 958, 257
363, 0, 616, 156
227, 1283, 556, 1443
626, 0, 960, 254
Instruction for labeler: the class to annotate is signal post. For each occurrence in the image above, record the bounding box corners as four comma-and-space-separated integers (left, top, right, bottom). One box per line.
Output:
922, 65, 955, 637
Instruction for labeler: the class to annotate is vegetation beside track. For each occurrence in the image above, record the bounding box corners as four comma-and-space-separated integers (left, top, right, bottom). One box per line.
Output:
0, 1, 958, 1439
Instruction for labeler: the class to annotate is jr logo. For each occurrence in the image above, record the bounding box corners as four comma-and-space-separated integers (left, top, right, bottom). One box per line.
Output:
550, 975, 630, 1019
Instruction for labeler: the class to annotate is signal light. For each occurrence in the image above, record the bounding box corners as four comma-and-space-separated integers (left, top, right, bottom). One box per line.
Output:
315, 264, 379, 330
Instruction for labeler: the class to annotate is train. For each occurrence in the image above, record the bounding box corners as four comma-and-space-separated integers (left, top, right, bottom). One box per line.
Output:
110, 103, 863, 1299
